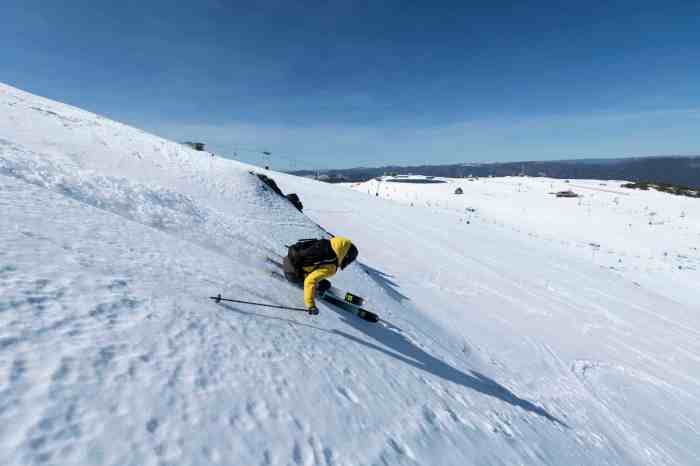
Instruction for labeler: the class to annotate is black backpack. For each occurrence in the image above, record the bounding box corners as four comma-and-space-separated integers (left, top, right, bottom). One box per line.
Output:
287, 239, 337, 272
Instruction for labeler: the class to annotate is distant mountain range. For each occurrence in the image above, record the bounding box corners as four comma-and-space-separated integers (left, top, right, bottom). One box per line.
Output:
289, 155, 700, 189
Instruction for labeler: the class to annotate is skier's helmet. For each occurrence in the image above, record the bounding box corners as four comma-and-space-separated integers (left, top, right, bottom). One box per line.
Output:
340, 244, 358, 270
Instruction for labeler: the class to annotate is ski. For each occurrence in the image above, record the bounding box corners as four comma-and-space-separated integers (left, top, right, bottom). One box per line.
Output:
319, 289, 378, 323
343, 292, 364, 306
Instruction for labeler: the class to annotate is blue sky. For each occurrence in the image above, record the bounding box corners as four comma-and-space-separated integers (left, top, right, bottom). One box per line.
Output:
2, 1, 699, 169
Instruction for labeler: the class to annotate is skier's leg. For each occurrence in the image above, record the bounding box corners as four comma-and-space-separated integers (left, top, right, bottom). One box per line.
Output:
317, 279, 332, 295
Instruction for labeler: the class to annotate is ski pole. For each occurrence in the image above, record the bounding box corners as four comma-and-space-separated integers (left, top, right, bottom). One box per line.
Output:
209, 294, 307, 312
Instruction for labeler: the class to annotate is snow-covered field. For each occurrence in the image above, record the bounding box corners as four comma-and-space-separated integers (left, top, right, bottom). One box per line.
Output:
1, 82, 699, 465
354, 175, 700, 305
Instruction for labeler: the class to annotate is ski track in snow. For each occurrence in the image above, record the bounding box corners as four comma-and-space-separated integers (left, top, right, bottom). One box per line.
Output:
2, 81, 700, 465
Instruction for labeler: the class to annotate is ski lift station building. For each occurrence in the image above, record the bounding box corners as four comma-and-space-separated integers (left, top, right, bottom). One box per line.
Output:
380, 175, 446, 184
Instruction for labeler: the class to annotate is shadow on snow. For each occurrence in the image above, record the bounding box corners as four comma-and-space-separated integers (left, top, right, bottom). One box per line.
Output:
360, 263, 410, 302
217, 301, 567, 428
331, 310, 568, 428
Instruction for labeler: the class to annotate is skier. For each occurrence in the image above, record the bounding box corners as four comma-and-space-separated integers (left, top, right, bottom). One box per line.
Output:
282, 237, 358, 315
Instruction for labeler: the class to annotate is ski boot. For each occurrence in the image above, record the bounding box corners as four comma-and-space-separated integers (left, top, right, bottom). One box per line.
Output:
317, 279, 332, 296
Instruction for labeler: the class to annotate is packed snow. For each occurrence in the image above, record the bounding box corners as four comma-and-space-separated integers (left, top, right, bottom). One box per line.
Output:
1, 82, 699, 465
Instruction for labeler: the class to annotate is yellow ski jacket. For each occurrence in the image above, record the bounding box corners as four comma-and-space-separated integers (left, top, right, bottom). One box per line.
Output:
302, 236, 354, 309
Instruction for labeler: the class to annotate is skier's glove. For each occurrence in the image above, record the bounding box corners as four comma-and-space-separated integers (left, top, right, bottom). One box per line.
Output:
307, 306, 319, 315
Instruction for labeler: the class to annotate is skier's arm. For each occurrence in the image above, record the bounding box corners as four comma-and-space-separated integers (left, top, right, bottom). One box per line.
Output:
304, 265, 336, 309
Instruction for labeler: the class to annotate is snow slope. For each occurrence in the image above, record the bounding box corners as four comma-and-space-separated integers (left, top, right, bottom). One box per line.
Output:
355, 175, 700, 305
1, 82, 699, 465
